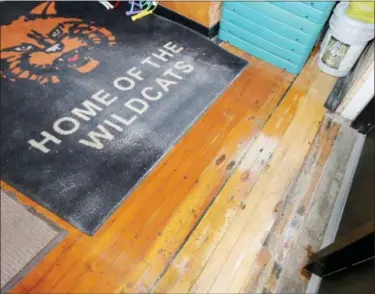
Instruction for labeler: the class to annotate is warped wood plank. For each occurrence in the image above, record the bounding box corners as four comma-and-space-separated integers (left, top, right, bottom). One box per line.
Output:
153, 50, 330, 293
188, 54, 337, 293
240, 115, 341, 293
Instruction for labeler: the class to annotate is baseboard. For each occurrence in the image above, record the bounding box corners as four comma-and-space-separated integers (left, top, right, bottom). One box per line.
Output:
154, 5, 220, 38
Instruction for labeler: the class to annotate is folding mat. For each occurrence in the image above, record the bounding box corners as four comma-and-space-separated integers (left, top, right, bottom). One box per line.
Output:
1, 190, 65, 292
0, 1, 247, 234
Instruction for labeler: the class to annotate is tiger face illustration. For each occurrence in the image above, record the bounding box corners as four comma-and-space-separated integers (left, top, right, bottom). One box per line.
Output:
0, 2, 116, 85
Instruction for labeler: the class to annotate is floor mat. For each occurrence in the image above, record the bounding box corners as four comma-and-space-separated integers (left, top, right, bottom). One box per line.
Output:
1, 190, 65, 292
0, 2, 247, 234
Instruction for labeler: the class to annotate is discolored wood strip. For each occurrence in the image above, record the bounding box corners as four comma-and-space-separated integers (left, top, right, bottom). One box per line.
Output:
187, 52, 338, 294
241, 115, 341, 293
274, 125, 358, 294
152, 60, 301, 294
152, 49, 312, 293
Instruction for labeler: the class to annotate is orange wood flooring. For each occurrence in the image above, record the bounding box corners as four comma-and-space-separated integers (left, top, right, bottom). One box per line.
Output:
160, 1, 222, 27
2, 44, 337, 293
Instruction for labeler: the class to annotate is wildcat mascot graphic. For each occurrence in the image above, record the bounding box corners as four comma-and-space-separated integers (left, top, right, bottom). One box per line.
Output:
0, 2, 116, 85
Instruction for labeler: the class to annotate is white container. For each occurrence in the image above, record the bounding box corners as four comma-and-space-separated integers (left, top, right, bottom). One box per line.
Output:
318, 2, 374, 77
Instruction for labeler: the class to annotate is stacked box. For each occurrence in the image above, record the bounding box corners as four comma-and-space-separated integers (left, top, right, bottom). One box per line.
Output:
219, 2, 336, 74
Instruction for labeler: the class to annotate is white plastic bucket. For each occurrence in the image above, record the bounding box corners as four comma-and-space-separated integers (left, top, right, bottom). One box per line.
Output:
318, 2, 374, 77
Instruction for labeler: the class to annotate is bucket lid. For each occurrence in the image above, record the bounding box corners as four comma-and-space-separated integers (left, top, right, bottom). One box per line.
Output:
334, 2, 375, 30
331, 15, 375, 34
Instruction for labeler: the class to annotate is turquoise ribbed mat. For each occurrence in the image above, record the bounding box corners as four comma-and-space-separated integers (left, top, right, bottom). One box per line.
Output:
219, 1, 336, 74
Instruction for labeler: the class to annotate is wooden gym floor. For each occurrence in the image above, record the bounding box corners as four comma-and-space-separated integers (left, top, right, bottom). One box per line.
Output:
2, 44, 357, 293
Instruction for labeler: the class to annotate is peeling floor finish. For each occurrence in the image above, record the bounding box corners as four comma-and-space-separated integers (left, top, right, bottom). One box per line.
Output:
1, 45, 357, 294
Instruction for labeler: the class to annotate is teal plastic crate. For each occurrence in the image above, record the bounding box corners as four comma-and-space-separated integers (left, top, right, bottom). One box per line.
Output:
219, 31, 303, 74
222, 9, 310, 55
242, 2, 323, 35
305, 2, 336, 11
220, 1, 335, 74
223, 2, 315, 46
220, 21, 305, 65
272, 2, 333, 24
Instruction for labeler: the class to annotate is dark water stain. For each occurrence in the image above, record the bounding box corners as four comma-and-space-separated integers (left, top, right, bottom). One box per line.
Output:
241, 171, 250, 181
297, 205, 306, 215
272, 261, 283, 279
325, 118, 332, 130
262, 287, 271, 294
226, 160, 236, 170
273, 201, 282, 214
305, 244, 314, 257
216, 154, 226, 165
301, 268, 312, 279
262, 233, 271, 247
